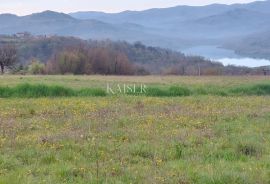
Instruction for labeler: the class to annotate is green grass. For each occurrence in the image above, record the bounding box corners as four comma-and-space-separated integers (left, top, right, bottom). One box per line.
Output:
143, 86, 192, 97
0, 84, 106, 98
0, 75, 270, 89
0, 96, 270, 183
1, 82, 270, 98
229, 83, 270, 95
0, 75, 270, 183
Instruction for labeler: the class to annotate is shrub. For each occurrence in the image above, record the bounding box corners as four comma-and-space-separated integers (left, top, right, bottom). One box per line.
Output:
28, 59, 45, 74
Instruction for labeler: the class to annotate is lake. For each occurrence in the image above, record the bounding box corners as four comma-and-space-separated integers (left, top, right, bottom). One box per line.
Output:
182, 46, 270, 67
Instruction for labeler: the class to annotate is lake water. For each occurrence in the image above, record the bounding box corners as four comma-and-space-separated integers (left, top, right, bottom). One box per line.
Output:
182, 46, 270, 67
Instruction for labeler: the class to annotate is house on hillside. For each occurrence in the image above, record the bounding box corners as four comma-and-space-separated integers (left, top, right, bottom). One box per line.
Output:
14, 32, 31, 38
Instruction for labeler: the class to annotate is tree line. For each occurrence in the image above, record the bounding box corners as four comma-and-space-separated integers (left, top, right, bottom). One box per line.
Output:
0, 34, 268, 75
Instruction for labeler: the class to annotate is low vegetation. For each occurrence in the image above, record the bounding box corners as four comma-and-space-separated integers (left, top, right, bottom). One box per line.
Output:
0, 84, 106, 98
1, 82, 270, 98
0, 94, 269, 183
0, 76, 269, 183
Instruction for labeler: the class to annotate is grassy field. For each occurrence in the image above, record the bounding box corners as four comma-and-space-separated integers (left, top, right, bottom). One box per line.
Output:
0, 75, 270, 183
1, 75, 270, 89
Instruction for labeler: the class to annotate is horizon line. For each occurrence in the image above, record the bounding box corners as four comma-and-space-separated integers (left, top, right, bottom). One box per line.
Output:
0, 0, 266, 16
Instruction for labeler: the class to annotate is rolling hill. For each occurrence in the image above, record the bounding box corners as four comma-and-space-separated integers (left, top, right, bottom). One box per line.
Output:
0, 11, 195, 49
223, 30, 270, 59
1, 0, 270, 54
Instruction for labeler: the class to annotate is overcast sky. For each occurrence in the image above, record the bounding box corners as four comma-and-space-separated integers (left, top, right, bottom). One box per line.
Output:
0, 0, 263, 15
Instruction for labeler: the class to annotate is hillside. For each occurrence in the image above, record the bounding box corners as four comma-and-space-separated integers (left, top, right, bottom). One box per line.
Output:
178, 9, 270, 38
69, 4, 233, 26
0, 35, 219, 74
223, 31, 270, 59
0, 11, 194, 49
1, 35, 262, 75
70, 1, 270, 42
0, 11, 127, 38
1, 1, 270, 52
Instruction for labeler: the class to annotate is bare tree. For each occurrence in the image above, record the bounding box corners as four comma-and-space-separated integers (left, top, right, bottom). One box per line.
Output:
0, 45, 17, 74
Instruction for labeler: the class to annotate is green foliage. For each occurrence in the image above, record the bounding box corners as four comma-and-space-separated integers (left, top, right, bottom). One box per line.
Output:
169, 86, 191, 96
174, 143, 184, 159
0, 86, 13, 98
12, 84, 75, 97
229, 84, 270, 95
145, 87, 169, 97
2, 83, 270, 98
145, 86, 191, 97
141, 83, 270, 97
27, 59, 45, 74
0, 83, 106, 98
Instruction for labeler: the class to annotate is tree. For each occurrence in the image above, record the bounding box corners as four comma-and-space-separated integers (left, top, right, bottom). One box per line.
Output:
28, 59, 45, 74
0, 45, 17, 74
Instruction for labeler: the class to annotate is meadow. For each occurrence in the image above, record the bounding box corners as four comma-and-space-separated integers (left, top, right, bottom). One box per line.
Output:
0, 75, 270, 184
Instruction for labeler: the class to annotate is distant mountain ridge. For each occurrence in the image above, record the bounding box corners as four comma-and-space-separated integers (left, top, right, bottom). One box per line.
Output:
1, 0, 270, 54
69, 1, 270, 24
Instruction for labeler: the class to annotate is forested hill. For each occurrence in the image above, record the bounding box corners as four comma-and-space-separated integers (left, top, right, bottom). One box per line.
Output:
0, 35, 263, 75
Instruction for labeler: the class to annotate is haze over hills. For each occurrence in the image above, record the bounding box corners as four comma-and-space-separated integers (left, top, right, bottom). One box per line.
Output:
223, 30, 270, 59
1, 0, 270, 59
